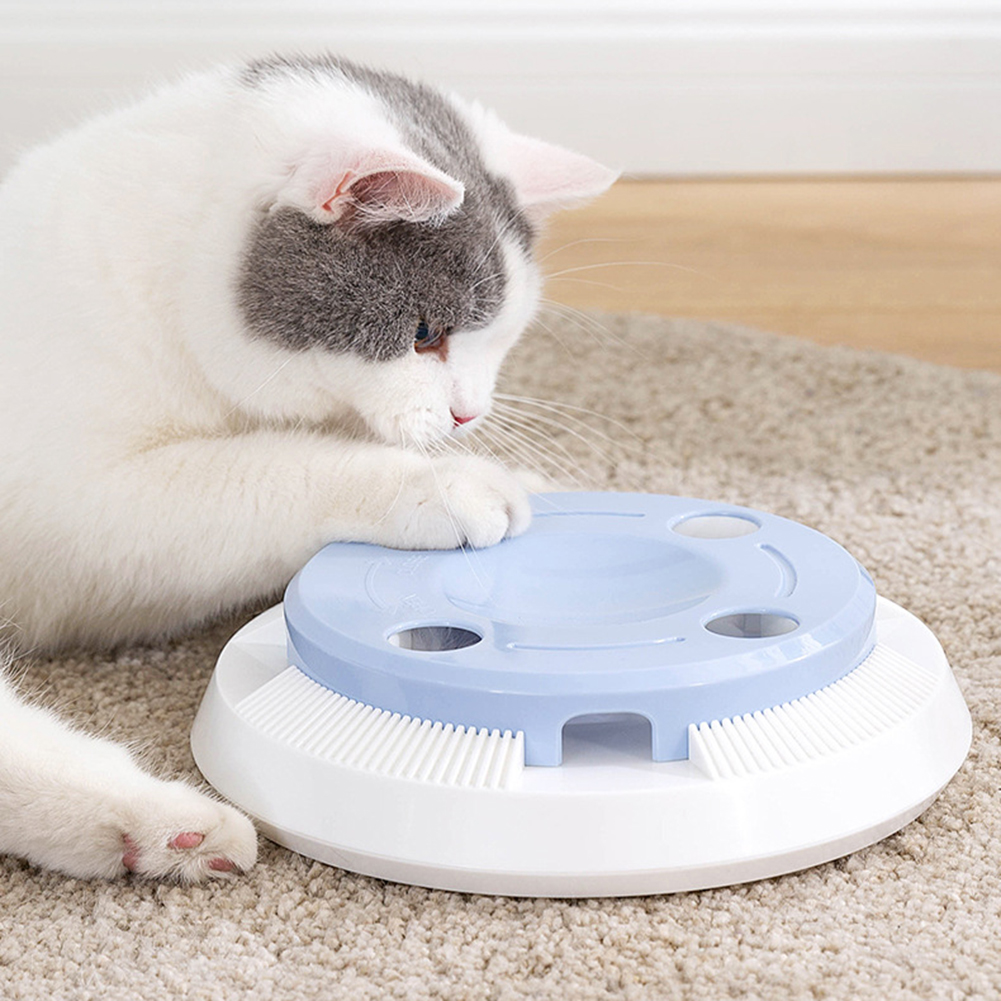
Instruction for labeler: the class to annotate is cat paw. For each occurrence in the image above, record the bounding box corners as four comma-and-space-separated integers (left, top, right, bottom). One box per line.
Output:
384, 454, 532, 549
117, 781, 257, 882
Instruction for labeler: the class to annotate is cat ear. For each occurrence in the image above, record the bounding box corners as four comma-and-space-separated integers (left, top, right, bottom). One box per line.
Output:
288, 150, 465, 226
498, 133, 619, 221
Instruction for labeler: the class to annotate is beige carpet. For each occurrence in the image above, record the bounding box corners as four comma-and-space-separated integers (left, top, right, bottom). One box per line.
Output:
3, 313, 1000, 1000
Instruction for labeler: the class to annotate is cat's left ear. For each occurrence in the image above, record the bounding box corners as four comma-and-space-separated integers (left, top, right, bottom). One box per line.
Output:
497, 132, 620, 222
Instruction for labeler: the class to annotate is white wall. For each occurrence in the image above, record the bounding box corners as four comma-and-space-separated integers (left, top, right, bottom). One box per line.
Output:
1, 0, 1000, 175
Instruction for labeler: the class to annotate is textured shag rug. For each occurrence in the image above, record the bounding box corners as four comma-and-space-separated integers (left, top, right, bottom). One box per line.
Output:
2, 313, 999, 1000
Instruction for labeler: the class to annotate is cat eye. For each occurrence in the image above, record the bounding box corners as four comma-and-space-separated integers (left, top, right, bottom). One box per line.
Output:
414, 320, 446, 353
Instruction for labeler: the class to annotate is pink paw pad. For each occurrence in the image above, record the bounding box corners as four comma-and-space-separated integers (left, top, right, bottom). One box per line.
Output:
122, 831, 241, 876
168, 831, 205, 850
122, 834, 141, 873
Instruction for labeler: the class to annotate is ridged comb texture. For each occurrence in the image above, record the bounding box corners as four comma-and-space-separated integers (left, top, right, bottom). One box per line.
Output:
688, 644, 939, 780
235, 667, 524, 789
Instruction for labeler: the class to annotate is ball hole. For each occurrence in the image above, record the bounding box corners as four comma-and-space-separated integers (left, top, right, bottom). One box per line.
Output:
705, 612, 799, 639
672, 514, 760, 539
388, 625, 482, 652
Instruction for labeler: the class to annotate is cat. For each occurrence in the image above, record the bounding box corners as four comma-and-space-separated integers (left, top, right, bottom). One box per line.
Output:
0, 54, 617, 881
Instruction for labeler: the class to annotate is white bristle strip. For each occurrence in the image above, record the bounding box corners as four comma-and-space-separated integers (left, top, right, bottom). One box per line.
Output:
476, 731, 506, 789
767, 703, 822, 761
757, 708, 803, 765
242, 672, 312, 730
751, 710, 801, 766
454, 729, 484, 787
237, 668, 308, 722
346, 711, 401, 769
319, 701, 381, 761
461, 728, 493, 788
709, 721, 740, 778
390, 719, 437, 779
439, 727, 473, 785
284, 688, 353, 746
842, 672, 899, 726
741, 713, 788, 769
720, 718, 758, 774
266, 673, 331, 732
814, 684, 874, 741
500, 731, 526, 788
690, 644, 940, 779
234, 668, 522, 789
732, 713, 778, 771
299, 696, 358, 754
795, 694, 846, 753
419, 725, 455, 783
472, 733, 500, 789
365, 715, 415, 773
410, 724, 446, 782
478, 732, 508, 792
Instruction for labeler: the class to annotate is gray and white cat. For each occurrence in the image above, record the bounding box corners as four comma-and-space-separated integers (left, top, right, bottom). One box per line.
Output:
0, 55, 616, 881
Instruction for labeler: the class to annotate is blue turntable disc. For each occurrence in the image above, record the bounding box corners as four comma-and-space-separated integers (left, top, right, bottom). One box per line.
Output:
283, 493, 876, 765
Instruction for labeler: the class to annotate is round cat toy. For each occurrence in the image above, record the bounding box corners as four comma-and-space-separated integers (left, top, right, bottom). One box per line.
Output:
191, 492, 971, 897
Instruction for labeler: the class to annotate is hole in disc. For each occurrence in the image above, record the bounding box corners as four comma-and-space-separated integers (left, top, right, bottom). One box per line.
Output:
388, 625, 482, 652
705, 612, 799, 638
673, 514, 760, 539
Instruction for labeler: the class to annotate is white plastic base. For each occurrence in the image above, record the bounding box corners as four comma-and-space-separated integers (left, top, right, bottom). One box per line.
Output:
191, 598, 971, 897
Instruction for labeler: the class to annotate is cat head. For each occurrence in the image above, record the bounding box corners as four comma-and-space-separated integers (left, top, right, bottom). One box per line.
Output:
231, 56, 617, 448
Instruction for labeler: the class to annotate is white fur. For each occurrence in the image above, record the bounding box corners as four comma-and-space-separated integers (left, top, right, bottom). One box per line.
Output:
0, 668, 256, 880
0, 62, 615, 881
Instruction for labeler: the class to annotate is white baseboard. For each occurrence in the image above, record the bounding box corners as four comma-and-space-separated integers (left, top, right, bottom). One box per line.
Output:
1, 1, 1000, 175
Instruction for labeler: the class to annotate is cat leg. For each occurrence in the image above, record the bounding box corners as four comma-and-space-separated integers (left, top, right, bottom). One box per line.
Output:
0, 667, 256, 881
18, 430, 531, 649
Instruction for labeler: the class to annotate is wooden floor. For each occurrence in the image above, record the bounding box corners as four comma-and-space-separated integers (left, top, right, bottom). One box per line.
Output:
539, 179, 1001, 373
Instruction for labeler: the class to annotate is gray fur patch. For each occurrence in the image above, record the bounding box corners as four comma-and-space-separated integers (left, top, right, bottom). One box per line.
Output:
237, 54, 535, 361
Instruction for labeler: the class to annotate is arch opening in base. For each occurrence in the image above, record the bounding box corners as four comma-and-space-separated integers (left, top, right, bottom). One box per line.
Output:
561, 712, 654, 765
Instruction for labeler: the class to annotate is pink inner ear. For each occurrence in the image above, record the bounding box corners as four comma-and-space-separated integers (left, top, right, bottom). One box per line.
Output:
322, 167, 464, 224
502, 134, 619, 216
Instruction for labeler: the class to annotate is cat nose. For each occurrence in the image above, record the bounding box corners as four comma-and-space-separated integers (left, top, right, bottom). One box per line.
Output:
451, 411, 476, 427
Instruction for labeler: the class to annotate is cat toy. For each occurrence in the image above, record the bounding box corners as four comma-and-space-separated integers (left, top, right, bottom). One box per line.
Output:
191, 492, 970, 896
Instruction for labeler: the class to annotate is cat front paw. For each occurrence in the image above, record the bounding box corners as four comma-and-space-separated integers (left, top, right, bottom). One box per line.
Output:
118, 781, 257, 882
381, 454, 532, 550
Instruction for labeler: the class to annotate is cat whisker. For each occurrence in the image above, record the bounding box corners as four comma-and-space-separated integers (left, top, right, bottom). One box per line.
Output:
408, 433, 489, 591
222, 355, 296, 420
472, 217, 517, 278
493, 407, 633, 475
527, 311, 577, 361
538, 299, 651, 362
537, 236, 627, 265
482, 413, 590, 489
474, 420, 574, 490
490, 388, 659, 494
491, 405, 618, 478
543, 259, 715, 282
371, 453, 411, 529
494, 393, 646, 450
469, 418, 538, 471
544, 275, 628, 293
490, 404, 593, 468
468, 269, 507, 293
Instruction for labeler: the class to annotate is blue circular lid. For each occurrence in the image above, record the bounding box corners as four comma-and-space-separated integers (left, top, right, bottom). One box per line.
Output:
284, 493, 876, 765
